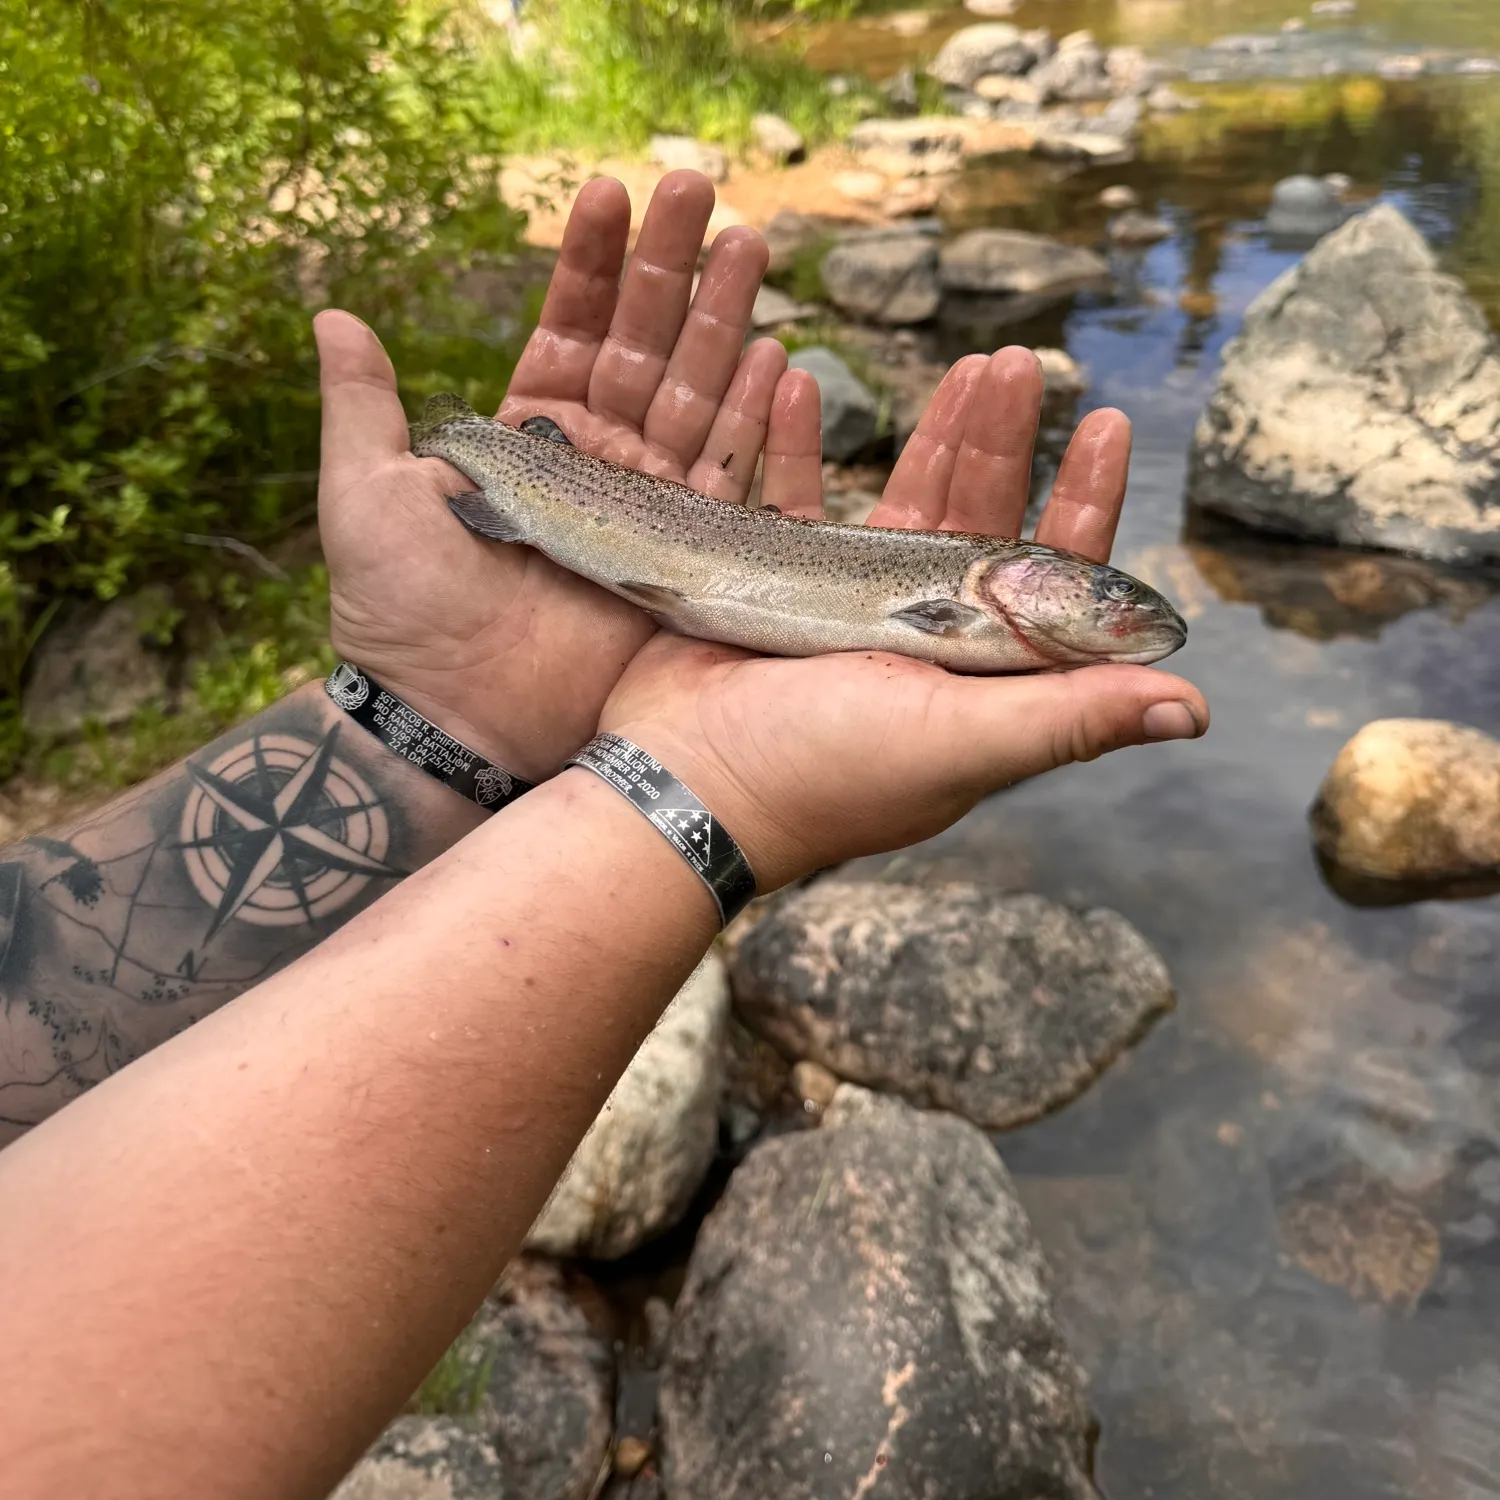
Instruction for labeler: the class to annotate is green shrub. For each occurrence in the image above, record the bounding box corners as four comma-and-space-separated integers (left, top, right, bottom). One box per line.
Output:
0, 0, 528, 778
474, 0, 872, 153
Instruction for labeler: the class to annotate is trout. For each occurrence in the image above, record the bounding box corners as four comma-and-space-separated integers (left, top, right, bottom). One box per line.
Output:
411, 395, 1187, 673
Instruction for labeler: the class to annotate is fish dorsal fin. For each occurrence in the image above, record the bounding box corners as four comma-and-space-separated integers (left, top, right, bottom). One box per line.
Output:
419, 392, 481, 425
519, 414, 574, 446
890, 599, 985, 637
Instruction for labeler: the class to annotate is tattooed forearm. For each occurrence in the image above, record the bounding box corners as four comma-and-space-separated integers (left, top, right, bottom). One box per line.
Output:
0, 684, 484, 1142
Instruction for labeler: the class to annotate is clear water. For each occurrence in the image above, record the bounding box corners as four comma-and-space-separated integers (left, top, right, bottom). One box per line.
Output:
801, 5, 1500, 1496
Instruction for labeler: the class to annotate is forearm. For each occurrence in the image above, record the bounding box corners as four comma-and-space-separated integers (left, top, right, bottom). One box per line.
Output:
0, 681, 484, 1142
0, 767, 718, 1500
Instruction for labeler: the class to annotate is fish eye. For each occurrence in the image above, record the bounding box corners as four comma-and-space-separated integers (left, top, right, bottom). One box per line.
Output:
1100, 574, 1137, 602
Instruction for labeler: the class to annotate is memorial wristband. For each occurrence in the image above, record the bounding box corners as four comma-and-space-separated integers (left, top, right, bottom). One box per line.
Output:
324, 662, 534, 812
566, 733, 757, 928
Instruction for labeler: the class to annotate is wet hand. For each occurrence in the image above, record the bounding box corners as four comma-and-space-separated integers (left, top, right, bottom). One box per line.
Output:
598, 349, 1210, 892
315, 171, 808, 782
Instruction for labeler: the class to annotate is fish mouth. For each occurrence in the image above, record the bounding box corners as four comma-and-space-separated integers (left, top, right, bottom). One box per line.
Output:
1013, 606, 1187, 666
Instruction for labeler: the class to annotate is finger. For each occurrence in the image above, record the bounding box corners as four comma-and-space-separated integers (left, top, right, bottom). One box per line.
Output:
587, 171, 716, 433
644, 226, 771, 468
941, 663, 1210, 794
759, 369, 825, 520
868, 356, 987, 529
314, 310, 410, 486
685, 338, 788, 503
501, 177, 632, 410
940, 346, 1045, 537
1032, 409, 1133, 562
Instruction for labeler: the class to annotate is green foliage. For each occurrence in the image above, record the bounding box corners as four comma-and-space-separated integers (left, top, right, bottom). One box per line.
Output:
409, 1330, 494, 1417
0, 0, 528, 777
474, 0, 874, 153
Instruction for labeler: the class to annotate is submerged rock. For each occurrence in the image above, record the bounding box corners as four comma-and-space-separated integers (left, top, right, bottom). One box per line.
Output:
1310, 719, 1500, 883
729, 880, 1174, 1130
660, 1086, 1094, 1500
1266, 173, 1348, 244
940, 227, 1110, 298
527, 955, 729, 1260
1189, 204, 1500, 562
821, 229, 941, 325
786, 348, 879, 462
334, 1261, 613, 1500
928, 23, 1043, 89
1109, 209, 1172, 245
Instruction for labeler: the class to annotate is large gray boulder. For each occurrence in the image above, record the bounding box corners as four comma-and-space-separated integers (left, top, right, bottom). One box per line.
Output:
820, 229, 941, 325
660, 1085, 1094, 1500
928, 23, 1044, 88
729, 880, 1173, 1130
1190, 204, 1500, 562
786, 348, 879, 462
527, 954, 729, 1260
333, 1260, 614, 1500
940, 228, 1110, 298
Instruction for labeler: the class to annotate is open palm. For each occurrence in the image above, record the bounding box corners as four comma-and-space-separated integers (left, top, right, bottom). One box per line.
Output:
315, 171, 813, 782
601, 351, 1209, 892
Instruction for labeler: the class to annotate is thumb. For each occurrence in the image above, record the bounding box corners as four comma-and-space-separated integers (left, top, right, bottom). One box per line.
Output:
313, 309, 411, 485
947, 664, 1209, 791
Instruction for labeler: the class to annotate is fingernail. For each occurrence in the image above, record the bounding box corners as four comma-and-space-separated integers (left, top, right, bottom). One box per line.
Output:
1142, 701, 1200, 742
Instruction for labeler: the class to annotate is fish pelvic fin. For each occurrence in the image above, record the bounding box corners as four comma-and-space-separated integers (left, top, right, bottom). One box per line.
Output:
889, 599, 986, 637
448, 491, 527, 544
614, 580, 688, 620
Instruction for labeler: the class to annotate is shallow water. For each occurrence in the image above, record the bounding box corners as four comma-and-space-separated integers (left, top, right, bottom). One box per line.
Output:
806, 4, 1500, 1496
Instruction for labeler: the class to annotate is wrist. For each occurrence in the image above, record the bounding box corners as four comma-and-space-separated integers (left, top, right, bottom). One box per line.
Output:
584, 722, 805, 897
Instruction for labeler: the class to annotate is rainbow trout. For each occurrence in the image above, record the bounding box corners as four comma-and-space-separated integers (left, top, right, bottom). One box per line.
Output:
411, 395, 1187, 673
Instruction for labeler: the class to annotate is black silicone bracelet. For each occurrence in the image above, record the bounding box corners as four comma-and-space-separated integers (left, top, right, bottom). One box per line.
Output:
567, 733, 757, 928
324, 662, 534, 812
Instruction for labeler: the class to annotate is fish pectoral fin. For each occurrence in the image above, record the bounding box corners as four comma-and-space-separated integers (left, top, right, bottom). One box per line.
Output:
448, 492, 527, 544
519, 415, 574, 446
889, 599, 987, 636
615, 580, 688, 614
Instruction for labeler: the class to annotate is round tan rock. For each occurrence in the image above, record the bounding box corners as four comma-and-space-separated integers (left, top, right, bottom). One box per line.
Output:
1310, 718, 1500, 881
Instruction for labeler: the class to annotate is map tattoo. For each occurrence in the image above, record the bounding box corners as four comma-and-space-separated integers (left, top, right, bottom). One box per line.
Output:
0, 688, 471, 1140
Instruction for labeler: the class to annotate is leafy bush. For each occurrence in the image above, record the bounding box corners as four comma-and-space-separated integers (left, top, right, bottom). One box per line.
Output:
475, 0, 871, 153
0, 0, 528, 776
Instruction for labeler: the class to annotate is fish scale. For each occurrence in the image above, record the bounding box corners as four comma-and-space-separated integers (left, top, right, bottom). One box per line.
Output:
410, 395, 1187, 674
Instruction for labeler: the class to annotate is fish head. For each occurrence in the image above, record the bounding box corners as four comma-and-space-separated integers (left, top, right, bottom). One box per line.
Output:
973, 546, 1187, 665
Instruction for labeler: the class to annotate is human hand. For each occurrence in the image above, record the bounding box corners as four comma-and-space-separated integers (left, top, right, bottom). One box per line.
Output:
314, 171, 815, 782
598, 348, 1209, 891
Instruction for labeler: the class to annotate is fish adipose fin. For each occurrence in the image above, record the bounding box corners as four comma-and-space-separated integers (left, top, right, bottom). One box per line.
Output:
615, 580, 687, 615
890, 599, 986, 636
519, 415, 574, 446
448, 492, 527, 544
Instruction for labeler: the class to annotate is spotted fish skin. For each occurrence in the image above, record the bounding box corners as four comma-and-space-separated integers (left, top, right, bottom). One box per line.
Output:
411, 396, 1187, 674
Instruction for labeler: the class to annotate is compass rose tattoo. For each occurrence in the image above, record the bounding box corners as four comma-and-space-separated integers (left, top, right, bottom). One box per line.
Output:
0, 689, 477, 1139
